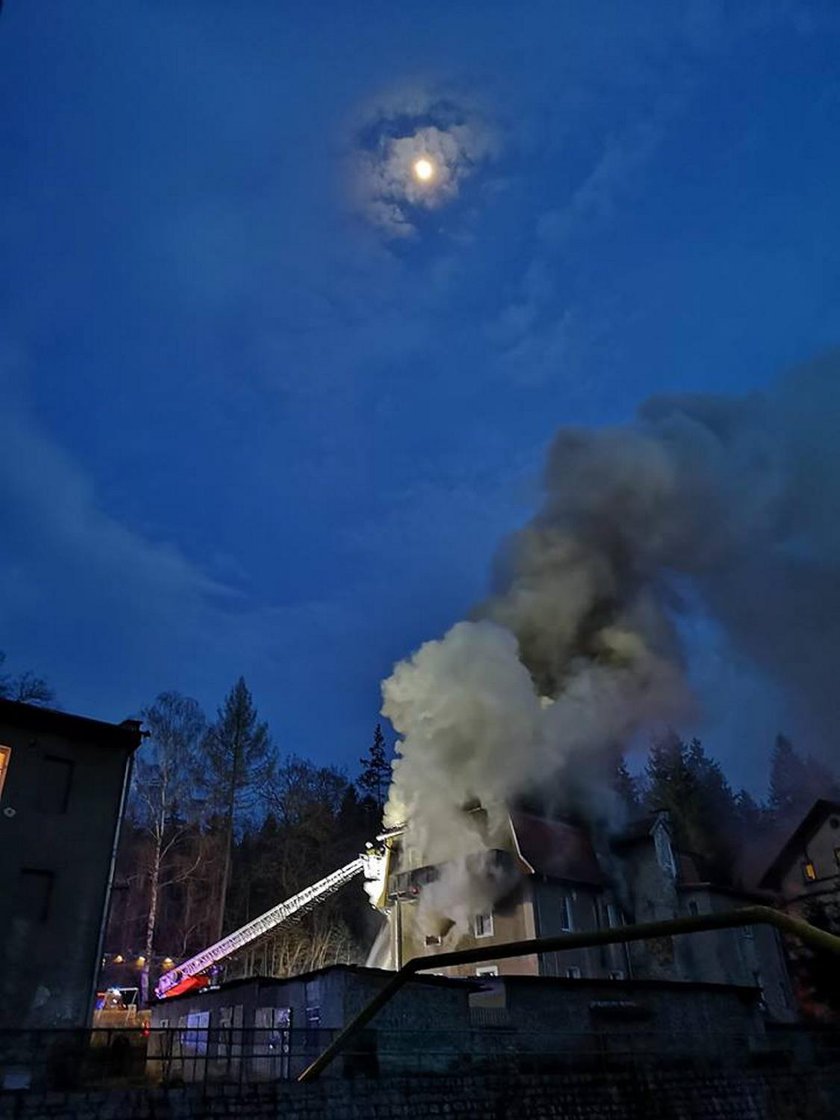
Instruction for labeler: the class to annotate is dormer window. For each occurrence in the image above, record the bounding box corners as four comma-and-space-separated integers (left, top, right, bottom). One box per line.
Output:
653, 820, 676, 877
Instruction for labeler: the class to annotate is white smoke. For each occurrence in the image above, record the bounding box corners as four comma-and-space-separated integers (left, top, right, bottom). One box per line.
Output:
380, 354, 840, 935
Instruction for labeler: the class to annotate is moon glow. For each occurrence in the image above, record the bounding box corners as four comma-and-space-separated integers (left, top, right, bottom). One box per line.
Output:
413, 157, 435, 182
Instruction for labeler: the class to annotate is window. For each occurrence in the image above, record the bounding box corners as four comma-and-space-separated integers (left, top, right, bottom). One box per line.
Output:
17, 869, 54, 922
565, 966, 581, 979
305, 1006, 321, 1047
741, 925, 755, 941
653, 821, 676, 876
182, 1011, 209, 1055
802, 861, 817, 883
605, 903, 621, 928
474, 912, 494, 938
0, 745, 10, 800
424, 934, 442, 946
834, 848, 840, 869
36, 756, 74, 814
830, 817, 839, 830
688, 901, 699, 916
561, 896, 573, 932
609, 970, 625, 980
475, 966, 498, 977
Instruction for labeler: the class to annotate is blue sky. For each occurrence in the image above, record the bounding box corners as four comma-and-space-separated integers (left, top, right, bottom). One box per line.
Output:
2, 1, 839, 792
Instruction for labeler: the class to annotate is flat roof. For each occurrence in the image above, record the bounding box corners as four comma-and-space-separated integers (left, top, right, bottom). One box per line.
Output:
155, 963, 478, 1004
0, 698, 143, 752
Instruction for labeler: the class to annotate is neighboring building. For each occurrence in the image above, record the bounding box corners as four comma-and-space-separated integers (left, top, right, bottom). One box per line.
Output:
0, 699, 141, 1029
759, 799, 840, 911
759, 799, 840, 1020
374, 806, 795, 1022
148, 963, 770, 1081
148, 965, 474, 1080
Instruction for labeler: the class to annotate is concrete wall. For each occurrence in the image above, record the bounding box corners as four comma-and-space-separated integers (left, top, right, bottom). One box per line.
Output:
676, 888, 796, 1022
0, 704, 137, 1029
149, 968, 474, 1080
2, 1066, 839, 1120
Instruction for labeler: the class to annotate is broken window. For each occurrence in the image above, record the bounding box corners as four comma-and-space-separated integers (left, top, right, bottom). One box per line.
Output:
474, 912, 494, 938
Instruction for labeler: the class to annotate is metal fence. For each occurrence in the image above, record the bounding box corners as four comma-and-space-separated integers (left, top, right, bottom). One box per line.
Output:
2, 1025, 839, 1091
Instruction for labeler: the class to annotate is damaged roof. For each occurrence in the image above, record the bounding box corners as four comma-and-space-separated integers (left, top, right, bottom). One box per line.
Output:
510, 810, 605, 886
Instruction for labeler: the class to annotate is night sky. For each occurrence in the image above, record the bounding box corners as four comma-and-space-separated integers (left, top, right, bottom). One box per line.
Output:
2, 2, 839, 791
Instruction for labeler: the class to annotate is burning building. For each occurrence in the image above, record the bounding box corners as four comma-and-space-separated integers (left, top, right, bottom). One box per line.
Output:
365, 803, 795, 1023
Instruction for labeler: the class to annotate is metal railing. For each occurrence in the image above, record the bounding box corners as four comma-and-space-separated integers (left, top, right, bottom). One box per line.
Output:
5, 1024, 835, 1091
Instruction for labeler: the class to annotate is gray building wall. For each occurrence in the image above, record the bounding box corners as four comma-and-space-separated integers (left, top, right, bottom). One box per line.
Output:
148, 966, 473, 1080
0, 701, 139, 1029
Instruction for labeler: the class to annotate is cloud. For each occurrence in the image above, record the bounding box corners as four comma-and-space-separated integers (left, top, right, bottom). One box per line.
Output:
348, 86, 499, 239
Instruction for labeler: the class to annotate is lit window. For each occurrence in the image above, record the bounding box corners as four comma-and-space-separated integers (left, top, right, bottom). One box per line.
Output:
565, 966, 581, 979
475, 966, 498, 977
802, 861, 818, 883
0, 744, 10, 800
474, 912, 494, 938
561, 896, 573, 932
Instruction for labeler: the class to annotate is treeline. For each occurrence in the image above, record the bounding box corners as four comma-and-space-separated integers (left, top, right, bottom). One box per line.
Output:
104, 684, 392, 1003
614, 731, 839, 886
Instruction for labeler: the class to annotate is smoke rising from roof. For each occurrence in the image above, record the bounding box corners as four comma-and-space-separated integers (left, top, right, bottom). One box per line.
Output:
382, 353, 840, 893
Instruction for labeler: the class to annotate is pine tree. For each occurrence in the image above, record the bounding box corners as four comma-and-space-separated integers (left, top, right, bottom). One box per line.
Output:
768, 735, 811, 823
202, 678, 273, 940
613, 756, 640, 815
358, 723, 392, 810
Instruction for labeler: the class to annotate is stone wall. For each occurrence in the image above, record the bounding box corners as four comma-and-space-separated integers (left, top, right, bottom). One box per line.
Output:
2, 1065, 838, 1120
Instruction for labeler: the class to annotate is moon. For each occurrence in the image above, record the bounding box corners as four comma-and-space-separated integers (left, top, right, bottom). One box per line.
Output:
413, 158, 435, 182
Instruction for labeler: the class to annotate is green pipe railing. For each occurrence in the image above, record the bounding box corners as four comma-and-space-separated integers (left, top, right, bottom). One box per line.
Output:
298, 904, 840, 1081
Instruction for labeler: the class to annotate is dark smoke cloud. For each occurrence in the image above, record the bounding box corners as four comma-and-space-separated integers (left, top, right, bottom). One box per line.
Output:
382, 353, 840, 893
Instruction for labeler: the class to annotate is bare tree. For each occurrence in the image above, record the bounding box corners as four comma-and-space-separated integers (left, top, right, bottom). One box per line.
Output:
0, 652, 55, 706
132, 692, 206, 1003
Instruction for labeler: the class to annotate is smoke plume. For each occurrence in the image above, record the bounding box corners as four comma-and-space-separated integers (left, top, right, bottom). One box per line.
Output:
382, 353, 840, 920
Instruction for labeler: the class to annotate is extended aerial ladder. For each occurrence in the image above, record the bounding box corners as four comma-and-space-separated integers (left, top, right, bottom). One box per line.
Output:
155, 857, 367, 999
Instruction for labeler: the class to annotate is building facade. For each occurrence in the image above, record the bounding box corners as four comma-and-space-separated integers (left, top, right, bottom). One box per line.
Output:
376, 807, 795, 1022
0, 699, 141, 1028
759, 799, 840, 1020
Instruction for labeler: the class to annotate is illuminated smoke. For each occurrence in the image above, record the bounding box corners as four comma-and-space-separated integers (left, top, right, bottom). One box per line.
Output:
381, 353, 840, 929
